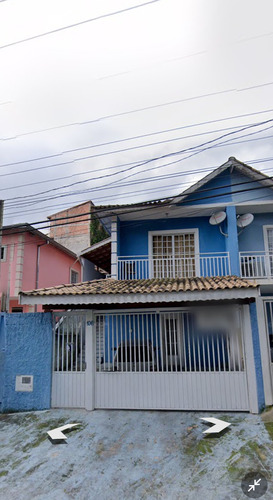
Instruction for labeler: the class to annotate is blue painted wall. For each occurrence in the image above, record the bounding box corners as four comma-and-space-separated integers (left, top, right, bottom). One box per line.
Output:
180, 170, 273, 206
249, 302, 265, 411
180, 170, 233, 205
239, 213, 273, 252
0, 313, 53, 412
230, 172, 273, 204
226, 206, 240, 275
119, 217, 225, 257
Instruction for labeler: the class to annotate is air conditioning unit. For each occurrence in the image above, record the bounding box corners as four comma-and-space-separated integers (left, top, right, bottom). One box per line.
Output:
15, 375, 33, 392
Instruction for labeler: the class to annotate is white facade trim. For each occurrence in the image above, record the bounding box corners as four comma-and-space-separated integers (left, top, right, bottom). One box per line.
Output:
263, 225, 273, 253
85, 311, 95, 410
20, 287, 259, 306
111, 216, 118, 279
256, 297, 273, 405
242, 304, 259, 413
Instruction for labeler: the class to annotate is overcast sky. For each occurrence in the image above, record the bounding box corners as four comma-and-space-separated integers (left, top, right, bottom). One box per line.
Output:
1, 0, 273, 228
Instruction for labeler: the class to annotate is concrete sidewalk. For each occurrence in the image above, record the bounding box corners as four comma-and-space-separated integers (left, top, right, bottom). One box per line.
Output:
1, 409, 273, 499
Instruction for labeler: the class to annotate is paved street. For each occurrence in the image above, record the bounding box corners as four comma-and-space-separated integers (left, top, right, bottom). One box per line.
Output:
1, 409, 273, 499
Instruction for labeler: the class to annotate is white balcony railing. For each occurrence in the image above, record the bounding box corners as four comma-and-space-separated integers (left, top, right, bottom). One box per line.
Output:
117, 253, 230, 280
240, 251, 273, 279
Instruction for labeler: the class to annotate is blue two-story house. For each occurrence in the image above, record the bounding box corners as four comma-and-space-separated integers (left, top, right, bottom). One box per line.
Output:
20, 157, 273, 414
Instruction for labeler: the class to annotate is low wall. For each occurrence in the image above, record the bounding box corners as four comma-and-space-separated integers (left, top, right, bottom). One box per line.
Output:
0, 313, 53, 412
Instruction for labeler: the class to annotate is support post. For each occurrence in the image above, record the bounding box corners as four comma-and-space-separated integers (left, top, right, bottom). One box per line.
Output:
256, 297, 273, 405
85, 310, 96, 411
111, 216, 118, 279
242, 303, 265, 413
225, 205, 240, 275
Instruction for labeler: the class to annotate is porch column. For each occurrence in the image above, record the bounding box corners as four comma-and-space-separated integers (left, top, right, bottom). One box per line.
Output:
85, 310, 96, 411
226, 205, 240, 275
256, 297, 273, 405
111, 216, 118, 279
242, 302, 265, 413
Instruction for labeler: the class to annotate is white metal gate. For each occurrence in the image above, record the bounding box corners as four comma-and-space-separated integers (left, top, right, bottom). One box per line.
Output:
94, 308, 249, 411
51, 312, 86, 408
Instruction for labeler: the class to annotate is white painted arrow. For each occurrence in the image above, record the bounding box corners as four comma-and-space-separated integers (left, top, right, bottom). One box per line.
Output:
200, 417, 231, 434
47, 423, 80, 441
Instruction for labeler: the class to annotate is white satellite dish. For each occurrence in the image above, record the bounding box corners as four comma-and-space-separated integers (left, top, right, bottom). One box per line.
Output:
209, 211, 226, 225
236, 213, 254, 228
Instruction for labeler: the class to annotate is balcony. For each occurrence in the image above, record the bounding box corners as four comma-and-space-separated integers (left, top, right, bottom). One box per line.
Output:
117, 253, 231, 280
240, 252, 273, 279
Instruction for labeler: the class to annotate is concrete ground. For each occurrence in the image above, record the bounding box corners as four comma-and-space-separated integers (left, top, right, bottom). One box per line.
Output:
1, 409, 273, 500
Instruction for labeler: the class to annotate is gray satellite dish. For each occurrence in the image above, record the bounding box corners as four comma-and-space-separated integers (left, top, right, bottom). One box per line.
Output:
236, 213, 254, 228
209, 211, 227, 225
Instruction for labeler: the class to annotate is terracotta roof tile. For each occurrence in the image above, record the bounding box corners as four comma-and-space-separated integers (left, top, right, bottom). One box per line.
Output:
20, 276, 257, 297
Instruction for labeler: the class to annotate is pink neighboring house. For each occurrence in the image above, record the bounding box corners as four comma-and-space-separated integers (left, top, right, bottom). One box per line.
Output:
0, 224, 82, 313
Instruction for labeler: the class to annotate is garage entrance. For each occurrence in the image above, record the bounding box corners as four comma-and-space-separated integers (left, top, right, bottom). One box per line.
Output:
94, 308, 249, 411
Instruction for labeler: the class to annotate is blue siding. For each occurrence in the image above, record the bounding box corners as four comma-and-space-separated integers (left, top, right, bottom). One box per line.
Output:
0, 313, 53, 412
119, 217, 225, 257
249, 302, 265, 411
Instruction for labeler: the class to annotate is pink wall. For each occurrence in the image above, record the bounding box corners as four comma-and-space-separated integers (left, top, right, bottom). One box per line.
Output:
0, 231, 81, 312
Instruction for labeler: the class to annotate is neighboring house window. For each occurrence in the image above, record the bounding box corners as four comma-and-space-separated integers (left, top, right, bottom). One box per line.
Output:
70, 269, 79, 284
1, 245, 7, 262
12, 307, 23, 313
149, 230, 198, 278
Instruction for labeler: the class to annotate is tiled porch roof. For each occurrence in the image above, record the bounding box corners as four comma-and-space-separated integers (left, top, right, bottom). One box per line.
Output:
20, 276, 257, 297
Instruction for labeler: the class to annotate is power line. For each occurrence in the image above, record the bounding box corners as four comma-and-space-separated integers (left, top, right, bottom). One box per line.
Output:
3, 170, 273, 234
2, 83, 273, 141
0, 1, 160, 51
2, 107, 273, 169
1, 121, 256, 181
4, 118, 273, 204
4, 157, 273, 218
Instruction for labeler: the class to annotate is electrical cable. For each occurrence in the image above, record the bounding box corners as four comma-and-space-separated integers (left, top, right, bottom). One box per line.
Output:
4, 118, 273, 204
2, 107, 273, 169
0, 1, 160, 51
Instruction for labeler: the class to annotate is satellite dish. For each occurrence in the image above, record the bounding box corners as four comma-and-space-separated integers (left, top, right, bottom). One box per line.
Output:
209, 211, 226, 225
236, 213, 254, 228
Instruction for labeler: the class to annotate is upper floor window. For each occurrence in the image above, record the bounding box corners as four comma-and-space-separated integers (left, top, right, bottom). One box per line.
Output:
70, 269, 79, 284
1, 245, 7, 262
149, 230, 198, 278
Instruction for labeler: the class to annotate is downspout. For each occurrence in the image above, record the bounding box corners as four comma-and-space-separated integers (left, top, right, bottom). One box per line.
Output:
35, 241, 48, 312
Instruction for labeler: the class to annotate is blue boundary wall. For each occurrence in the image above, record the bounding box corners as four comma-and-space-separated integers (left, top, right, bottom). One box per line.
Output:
249, 302, 265, 411
0, 313, 53, 412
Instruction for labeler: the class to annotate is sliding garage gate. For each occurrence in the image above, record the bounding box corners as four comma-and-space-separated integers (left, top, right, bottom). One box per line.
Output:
51, 308, 249, 410
95, 309, 249, 411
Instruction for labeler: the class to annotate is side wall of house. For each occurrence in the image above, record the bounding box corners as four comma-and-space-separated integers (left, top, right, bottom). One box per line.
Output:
0, 313, 53, 412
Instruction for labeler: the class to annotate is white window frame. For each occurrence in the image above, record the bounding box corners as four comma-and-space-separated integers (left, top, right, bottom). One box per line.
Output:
148, 229, 200, 278
263, 225, 273, 277
70, 268, 79, 284
0, 245, 7, 262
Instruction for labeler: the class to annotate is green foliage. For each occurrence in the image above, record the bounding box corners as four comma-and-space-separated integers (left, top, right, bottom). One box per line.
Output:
90, 214, 109, 245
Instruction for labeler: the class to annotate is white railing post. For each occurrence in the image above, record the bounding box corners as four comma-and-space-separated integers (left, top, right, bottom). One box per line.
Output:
117, 252, 231, 279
